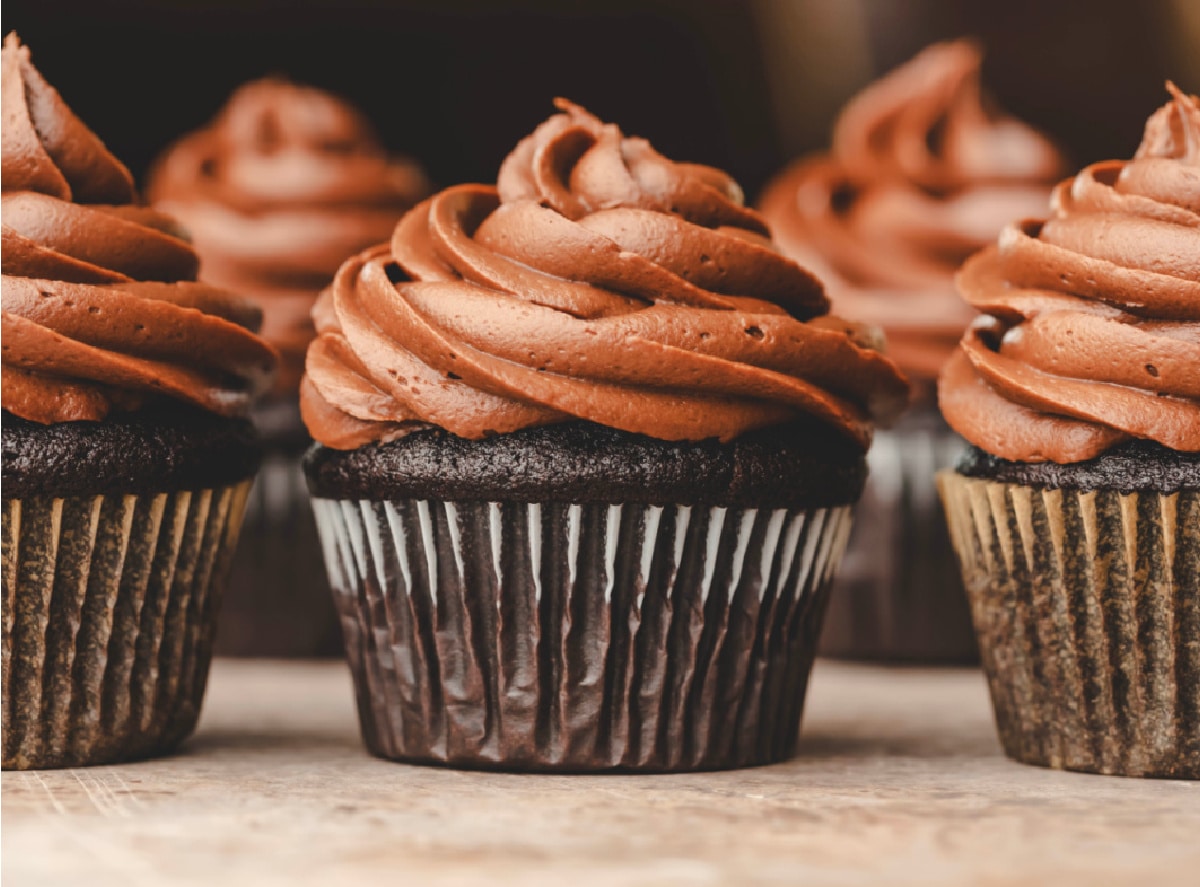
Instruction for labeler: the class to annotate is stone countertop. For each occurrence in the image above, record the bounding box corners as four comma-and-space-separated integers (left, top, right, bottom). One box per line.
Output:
3, 659, 1198, 886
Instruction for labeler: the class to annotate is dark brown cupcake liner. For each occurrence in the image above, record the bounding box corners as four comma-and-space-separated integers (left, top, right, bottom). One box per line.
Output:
2, 480, 252, 770
939, 471, 1199, 779
311, 497, 853, 772
219, 452, 341, 657
821, 406, 977, 663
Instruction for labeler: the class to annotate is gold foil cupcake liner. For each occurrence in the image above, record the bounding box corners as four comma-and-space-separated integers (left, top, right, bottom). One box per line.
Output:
312, 497, 853, 772
938, 471, 1199, 778
2, 480, 252, 770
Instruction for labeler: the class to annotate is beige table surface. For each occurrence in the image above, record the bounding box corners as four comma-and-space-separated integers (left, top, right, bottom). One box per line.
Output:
3, 659, 1198, 887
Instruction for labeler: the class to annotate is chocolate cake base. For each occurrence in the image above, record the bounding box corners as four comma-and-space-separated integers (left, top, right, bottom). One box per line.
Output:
305, 420, 866, 508
956, 441, 1200, 493
306, 421, 866, 771
2, 409, 261, 498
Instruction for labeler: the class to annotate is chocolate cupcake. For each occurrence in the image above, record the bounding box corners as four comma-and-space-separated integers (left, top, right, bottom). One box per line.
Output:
302, 99, 909, 772
1, 35, 277, 769
938, 85, 1200, 778
147, 78, 430, 656
760, 39, 1067, 663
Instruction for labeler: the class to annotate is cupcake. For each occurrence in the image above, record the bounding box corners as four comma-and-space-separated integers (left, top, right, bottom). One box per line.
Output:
147, 78, 430, 656
302, 99, 909, 772
760, 39, 1067, 662
938, 85, 1200, 778
1, 35, 277, 769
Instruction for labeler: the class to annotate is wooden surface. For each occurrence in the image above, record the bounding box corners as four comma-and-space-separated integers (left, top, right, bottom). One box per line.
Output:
3, 659, 1198, 886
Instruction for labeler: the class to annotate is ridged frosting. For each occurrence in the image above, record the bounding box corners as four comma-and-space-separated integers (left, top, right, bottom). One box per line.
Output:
1, 33, 276, 424
939, 85, 1200, 463
760, 40, 1066, 380
300, 99, 908, 451
147, 78, 430, 395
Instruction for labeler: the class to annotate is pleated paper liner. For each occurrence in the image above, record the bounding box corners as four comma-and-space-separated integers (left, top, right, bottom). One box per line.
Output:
2, 480, 252, 770
938, 471, 1200, 779
312, 497, 853, 772
822, 407, 976, 662
219, 452, 341, 657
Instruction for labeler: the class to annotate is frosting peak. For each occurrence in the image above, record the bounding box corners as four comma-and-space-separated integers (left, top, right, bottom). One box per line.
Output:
301, 100, 908, 451
832, 40, 1062, 190
939, 86, 1200, 463
219, 77, 377, 151
1137, 82, 1200, 164
498, 99, 766, 234
151, 77, 429, 213
1, 34, 276, 424
147, 77, 431, 396
760, 40, 1067, 381
1, 33, 134, 205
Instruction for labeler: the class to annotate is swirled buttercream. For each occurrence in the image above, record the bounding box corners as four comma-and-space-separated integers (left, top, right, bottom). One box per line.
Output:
760, 40, 1066, 380
147, 78, 430, 394
1, 33, 276, 424
301, 99, 908, 450
939, 85, 1200, 463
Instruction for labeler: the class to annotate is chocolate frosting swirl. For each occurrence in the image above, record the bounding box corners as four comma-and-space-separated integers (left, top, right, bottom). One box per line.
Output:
1, 34, 276, 424
939, 85, 1200, 463
147, 78, 430, 395
301, 99, 908, 451
760, 40, 1066, 380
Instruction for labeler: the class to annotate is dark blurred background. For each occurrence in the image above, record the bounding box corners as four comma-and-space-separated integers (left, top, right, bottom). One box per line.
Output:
4, 0, 1198, 198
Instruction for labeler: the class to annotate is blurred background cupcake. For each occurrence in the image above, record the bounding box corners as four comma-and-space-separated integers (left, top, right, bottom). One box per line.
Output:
146, 79, 430, 657
760, 38, 1068, 663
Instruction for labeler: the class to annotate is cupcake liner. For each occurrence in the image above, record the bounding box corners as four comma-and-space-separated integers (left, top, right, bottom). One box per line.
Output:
938, 471, 1200, 779
219, 451, 341, 657
2, 480, 252, 770
821, 406, 976, 662
311, 497, 853, 772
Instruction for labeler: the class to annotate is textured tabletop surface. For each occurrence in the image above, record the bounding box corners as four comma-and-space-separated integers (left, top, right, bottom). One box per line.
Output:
3, 659, 1198, 886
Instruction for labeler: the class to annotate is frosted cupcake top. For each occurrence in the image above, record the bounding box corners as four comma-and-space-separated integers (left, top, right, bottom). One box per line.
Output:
301, 99, 908, 450
1, 34, 276, 424
939, 85, 1200, 463
147, 77, 429, 395
760, 40, 1066, 380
